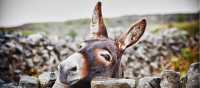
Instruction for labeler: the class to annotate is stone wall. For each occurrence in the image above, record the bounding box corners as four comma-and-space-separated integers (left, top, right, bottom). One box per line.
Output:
14, 62, 200, 88
0, 27, 199, 88
91, 62, 200, 88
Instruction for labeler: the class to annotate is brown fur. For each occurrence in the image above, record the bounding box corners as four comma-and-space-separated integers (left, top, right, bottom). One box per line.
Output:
53, 1, 146, 88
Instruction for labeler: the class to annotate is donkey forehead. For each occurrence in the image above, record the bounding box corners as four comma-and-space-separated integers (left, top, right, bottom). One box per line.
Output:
83, 39, 118, 51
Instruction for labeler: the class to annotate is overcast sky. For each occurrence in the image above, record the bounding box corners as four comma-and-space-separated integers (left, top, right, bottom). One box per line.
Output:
0, 0, 199, 27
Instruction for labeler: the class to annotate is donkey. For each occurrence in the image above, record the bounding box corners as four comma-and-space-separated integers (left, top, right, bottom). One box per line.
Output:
53, 2, 146, 88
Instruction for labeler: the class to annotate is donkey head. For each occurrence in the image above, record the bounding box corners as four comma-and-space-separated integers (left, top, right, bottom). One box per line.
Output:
54, 2, 146, 88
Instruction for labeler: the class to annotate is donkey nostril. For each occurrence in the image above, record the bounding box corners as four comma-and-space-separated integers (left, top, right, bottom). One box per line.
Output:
70, 67, 77, 71
96, 71, 101, 74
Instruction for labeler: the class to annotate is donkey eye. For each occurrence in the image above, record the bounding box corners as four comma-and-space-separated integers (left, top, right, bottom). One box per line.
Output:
100, 54, 111, 62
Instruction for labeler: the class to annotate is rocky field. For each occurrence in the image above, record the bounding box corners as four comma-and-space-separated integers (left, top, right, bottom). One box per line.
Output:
0, 13, 199, 88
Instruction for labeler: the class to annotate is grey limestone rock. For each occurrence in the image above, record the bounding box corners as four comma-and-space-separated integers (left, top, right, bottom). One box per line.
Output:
186, 62, 200, 88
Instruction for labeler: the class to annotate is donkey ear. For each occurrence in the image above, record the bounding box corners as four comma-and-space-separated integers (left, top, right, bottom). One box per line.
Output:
117, 18, 146, 50
87, 2, 108, 39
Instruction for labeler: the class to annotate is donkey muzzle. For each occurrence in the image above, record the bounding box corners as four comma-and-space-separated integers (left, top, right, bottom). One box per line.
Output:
57, 53, 88, 86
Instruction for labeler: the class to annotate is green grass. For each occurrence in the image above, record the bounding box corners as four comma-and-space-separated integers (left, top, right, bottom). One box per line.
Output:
172, 21, 199, 35
150, 20, 199, 35
21, 31, 34, 36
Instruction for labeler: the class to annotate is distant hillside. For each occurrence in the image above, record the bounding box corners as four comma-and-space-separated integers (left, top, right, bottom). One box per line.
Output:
0, 13, 199, 37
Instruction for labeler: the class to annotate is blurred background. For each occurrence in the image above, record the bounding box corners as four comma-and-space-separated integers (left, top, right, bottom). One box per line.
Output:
0, 0, 199, 87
